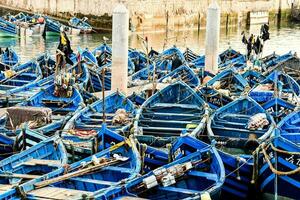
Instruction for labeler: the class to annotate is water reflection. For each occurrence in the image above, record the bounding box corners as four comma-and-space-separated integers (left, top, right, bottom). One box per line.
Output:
0, 22, 299, 62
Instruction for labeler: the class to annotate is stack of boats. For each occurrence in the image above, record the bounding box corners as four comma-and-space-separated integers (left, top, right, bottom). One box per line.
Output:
0, 44, 298, 200
0, 12, 93, 37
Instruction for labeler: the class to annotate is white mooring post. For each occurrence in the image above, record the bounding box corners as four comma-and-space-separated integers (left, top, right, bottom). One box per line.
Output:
205, 1, 221, 74
111, 3, 129, 95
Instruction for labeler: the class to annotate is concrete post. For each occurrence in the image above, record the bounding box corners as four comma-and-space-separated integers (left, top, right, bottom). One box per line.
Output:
205, 1, 220, 74
111, 3, 129, 95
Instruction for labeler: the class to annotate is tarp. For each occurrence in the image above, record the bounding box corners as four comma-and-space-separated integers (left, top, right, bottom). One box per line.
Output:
5, 106, 52, 130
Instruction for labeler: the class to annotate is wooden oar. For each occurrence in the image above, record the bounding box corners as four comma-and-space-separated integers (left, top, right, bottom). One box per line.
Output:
0, 68, 31, 84
34, 157, 126, 189
0, 173, 40, 179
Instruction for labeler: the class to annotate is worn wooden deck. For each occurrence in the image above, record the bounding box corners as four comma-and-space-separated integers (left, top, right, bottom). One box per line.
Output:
28, 187, 93, 199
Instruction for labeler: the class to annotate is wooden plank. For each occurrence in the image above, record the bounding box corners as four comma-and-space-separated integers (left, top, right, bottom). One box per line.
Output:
22, 159, 61, 167
0, 184, 13, 191
35, 158, 121, 188
28, 187, 93, 199
0, 173, 40, 179
152, 103, 201, 110
69, 177, 114, 186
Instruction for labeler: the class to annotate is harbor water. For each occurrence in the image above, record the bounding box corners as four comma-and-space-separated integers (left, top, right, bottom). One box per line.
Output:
0, 22, 299, 62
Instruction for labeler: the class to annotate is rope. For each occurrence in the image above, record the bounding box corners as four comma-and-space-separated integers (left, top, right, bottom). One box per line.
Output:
260, 143, 300, 176
224, 156, 253, 178
270, 143, 300, 155
139, 143, 147, 174
282, 68, 300, 105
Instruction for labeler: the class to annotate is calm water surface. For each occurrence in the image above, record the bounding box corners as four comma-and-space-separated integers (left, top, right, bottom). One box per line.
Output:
0, 22, 299, 62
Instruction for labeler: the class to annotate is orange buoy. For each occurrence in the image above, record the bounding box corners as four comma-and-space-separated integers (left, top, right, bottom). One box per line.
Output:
37, 17, 45, 24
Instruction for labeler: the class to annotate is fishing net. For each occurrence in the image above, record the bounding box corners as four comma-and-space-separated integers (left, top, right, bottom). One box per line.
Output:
112, 109, 131, 125
67, 129, 97, 139
246, 113, 269, 130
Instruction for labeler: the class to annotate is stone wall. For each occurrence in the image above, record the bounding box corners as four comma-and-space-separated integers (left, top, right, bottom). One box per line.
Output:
0, 0, 293, 31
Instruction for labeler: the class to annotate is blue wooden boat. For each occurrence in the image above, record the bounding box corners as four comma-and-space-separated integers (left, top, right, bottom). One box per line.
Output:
249, 70, 300, 122
268, 53, 300, 84
128, 91, 147, 106
198, 69, 216, 84
0, 136, 67, 197
277, 110, 300, 145
129, 46, 184, 86
256, 132, 300, 199
5, 13, 46, 36
183, 48, 200, 63
219, 48, 246, 69
155, 46, 186, 71
68, 17, 92, 33
36, 52, 56, 77
12, 126, 48, 151
61, 123, 168, 168
134, 81, 208, 137
97, 62, 135, 91
242, 70, 265, 88
170, 136, 254, 200
261, 98, 296, 123
4, 13, 29, 23
263, 52, 294, 70
250, 70, 300, 104
0, 53, 88, 107
158, 65, 200, 88
207, 96, 275, 153
0, 84, 85, 140
190, 48, 245, 69
0, 17, 19, 37
81, 48, 123, 92
206, 68, 249, 98
128, 64, 157, 87
63, 91, 135, 136
132, 134, 254, 200
92, 44, 136, 74
97, 137, 224, 200
196, 86, 233, 110
5, 137, 141, 200
20, 85, 84, 135
0, 60, 42, 94
44, 17, 80, 36
80, 48, 105, 92
0, 133, 14, 160
84, 46, 135, 91
261, 52, 279, 67
44, 17, 61, 35
190, 55, 205, 69
129, 49, 148, 72
92, 43, 112, 66
21, 84, 84, 115
61, 92, 134, 160
218, 150, 254, 199
129, 47, 183, 86
0, 48, 19, 68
